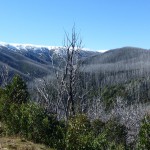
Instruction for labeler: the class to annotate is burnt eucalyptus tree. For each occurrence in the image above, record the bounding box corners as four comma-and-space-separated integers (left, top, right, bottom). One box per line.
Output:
33, 26, 89, 120
55, 26, 83, 120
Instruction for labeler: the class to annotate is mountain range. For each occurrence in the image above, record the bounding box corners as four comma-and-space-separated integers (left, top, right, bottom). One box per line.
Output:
0, 42, 150, 85
0, 42, 99, 80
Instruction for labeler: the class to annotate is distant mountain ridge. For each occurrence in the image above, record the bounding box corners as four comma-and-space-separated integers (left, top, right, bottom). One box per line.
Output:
82, 46, 150, 85
0, 42, 150, 85
83, 47, 149, 65
0, 42, 99, 80
0, 42, 100, 55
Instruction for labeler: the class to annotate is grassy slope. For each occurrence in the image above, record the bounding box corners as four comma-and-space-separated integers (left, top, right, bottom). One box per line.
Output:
0, 137, 54, 150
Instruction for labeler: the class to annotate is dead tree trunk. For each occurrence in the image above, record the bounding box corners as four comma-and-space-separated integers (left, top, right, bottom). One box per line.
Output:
58, 26, 82, 120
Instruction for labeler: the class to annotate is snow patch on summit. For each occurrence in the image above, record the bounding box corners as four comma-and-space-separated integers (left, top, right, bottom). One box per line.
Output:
0, 42, 63, 53
0, 42, 101, 56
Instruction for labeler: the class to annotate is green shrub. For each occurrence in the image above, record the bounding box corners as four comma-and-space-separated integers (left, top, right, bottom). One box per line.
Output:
137, 114, 150, 150
104, 118, 127, 146
65, 114, 93, 150
92, 131, 108, 150
101, 85, 126, 110
93, 135, 125, 150
5, 75, 29, 104
93, 134, 126, 149
92, 118, 127, 150
91, 119, 105, 136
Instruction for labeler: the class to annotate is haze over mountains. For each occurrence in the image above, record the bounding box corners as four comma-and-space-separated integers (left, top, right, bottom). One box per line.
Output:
0, 42, 150, 84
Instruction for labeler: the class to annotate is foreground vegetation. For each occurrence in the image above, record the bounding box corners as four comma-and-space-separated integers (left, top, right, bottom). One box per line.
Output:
0, 137, 54, 150
0, 75, 149, 150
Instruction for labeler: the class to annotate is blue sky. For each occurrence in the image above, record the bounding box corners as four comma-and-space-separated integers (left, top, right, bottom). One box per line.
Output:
0, 0, 150, 50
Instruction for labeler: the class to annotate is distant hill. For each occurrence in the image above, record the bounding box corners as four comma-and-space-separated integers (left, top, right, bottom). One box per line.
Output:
82, 47, 150, 85
83, 47, 149, 64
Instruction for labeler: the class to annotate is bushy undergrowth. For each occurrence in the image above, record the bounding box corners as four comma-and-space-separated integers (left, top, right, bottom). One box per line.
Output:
65, 114, 93, 150
0, 75, 149, 150
0, 75, 65, 148
65, 115, 128, 150
137, 114, 150, 149
1, 102, 64, 147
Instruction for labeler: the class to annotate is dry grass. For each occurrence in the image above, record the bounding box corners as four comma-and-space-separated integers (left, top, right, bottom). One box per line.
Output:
0, 137, 54, 150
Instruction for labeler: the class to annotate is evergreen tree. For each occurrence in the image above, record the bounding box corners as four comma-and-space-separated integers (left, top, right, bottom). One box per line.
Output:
5, 75, 29, 104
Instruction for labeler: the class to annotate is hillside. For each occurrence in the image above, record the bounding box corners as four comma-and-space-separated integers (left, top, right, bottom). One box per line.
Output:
83, 46, 150, 68
82, 47, 150, 85
0, 137, 53, 150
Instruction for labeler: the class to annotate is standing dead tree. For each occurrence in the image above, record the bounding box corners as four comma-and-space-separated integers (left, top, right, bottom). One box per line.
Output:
33, 26, 85, 120
54, 26, 83, 120
0, 65, 9, 87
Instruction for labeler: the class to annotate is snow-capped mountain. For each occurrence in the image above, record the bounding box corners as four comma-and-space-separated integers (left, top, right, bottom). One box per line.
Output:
0, 42, 99, 80
0, 42, 99, 54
